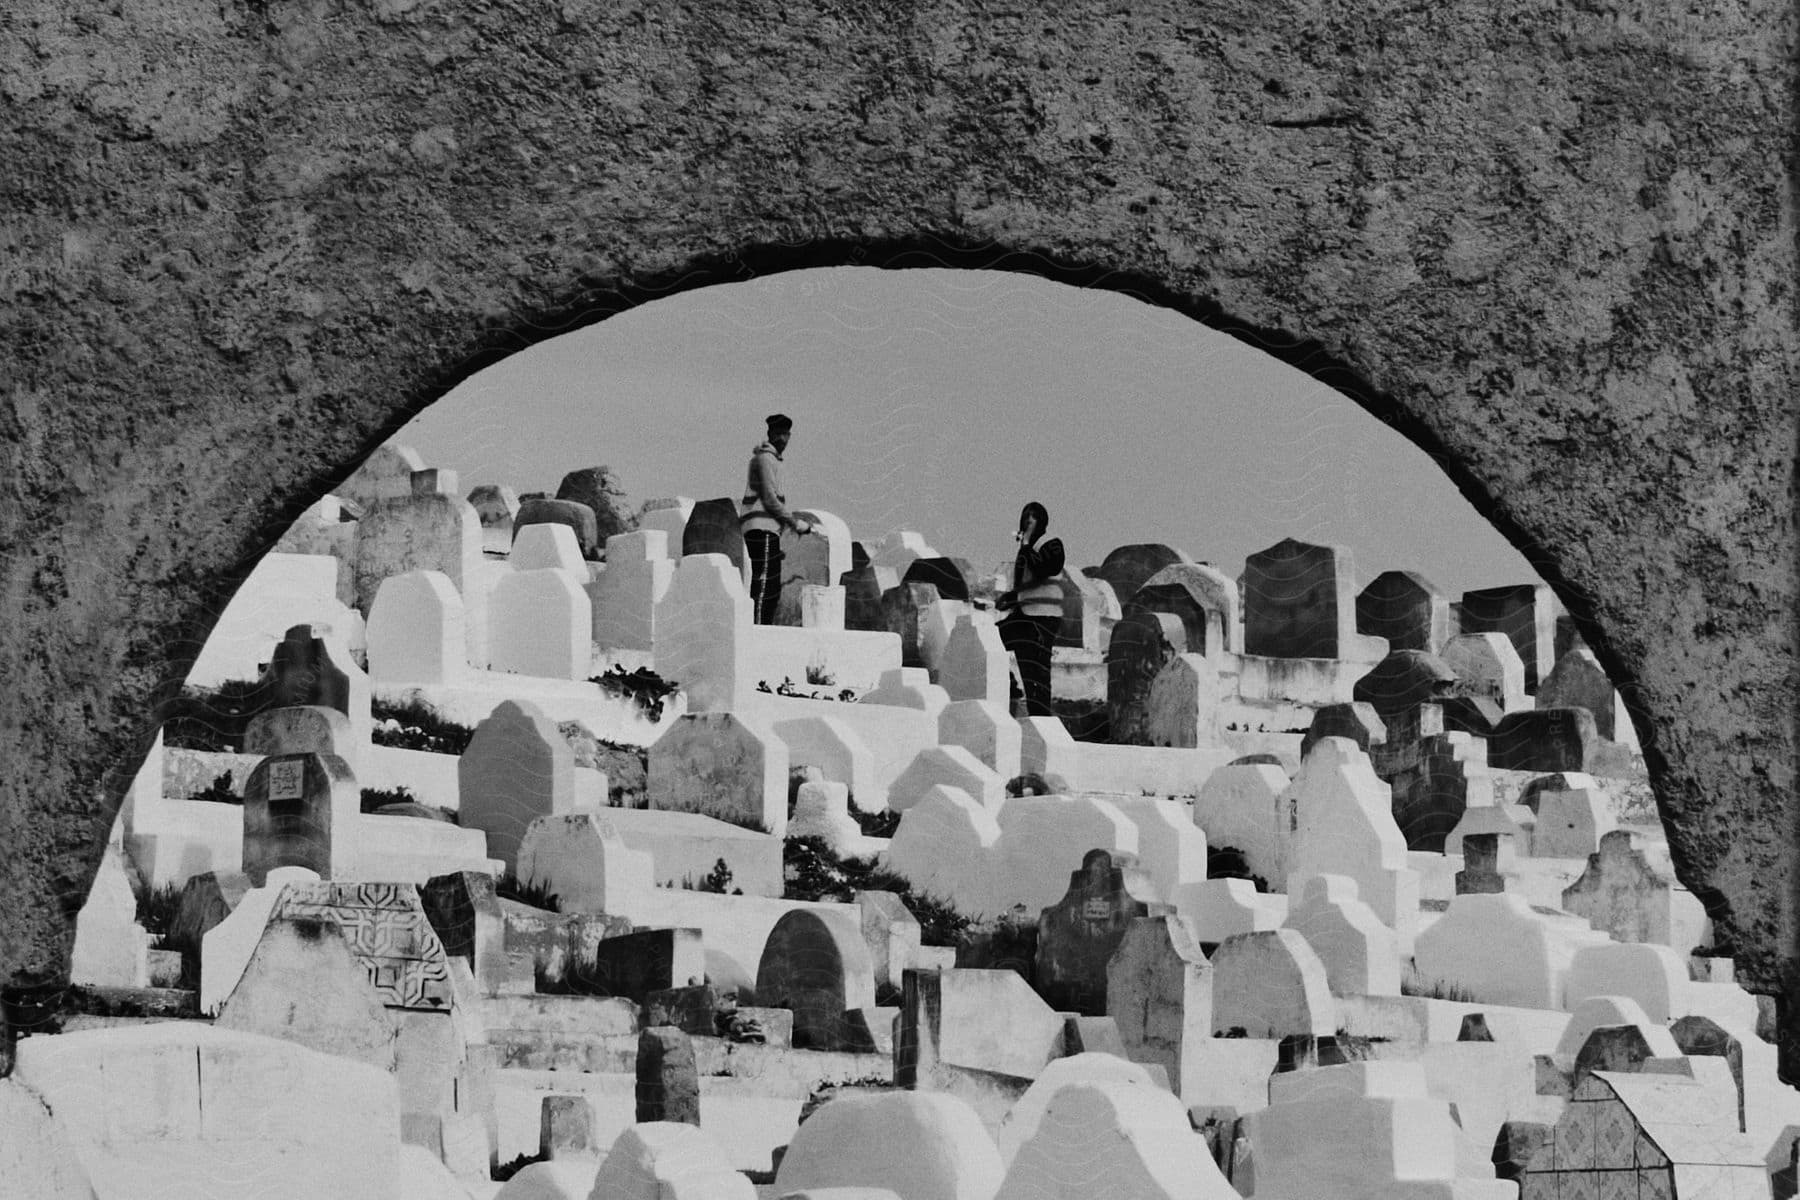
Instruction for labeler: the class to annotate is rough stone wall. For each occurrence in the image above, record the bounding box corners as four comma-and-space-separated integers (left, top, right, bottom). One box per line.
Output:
0, 0, 1792, 1046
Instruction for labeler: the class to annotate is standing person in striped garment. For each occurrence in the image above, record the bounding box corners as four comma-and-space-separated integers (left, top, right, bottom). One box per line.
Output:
996, 500, 1065, 717
740, 413, 814, 625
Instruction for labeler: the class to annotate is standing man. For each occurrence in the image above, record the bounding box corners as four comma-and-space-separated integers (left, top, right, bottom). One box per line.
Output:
741, 413, 813, 625
996, 500, 1065, 717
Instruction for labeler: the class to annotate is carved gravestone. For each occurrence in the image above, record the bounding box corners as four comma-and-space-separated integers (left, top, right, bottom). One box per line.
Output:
1105, 610, 1186, 746
1241, 538, 1357, 660
351, 472, 481, 610
262, 624, 357, 717
515, 497, 600, 559
635, 1027, 700, 1125
1126, 561, 1240, 659
1458, 584, 1556, 693
1034, 849, 1170, 1016
1356, 570, 1450, 654
556, 466, 638, 544
679, 497, 746, 571
241, 751, 358, 884
1093, 544, 1189, 615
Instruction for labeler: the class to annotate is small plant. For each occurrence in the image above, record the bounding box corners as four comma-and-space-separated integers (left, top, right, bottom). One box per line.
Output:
495, 873, 560, 913
370, 696, 474, 755
850, 808, 901, 839
359, 785, 417, 814
590, 665, 679, 722
1205, 845, 1269, 894
1399, 967, 1477, 1003
805, 663, 836, 686
492, 1152, 547, 1183
159, 678, 269, 752
187, 772, 239, 805
135, 883, 184, 943
782, 835, 971, 947
698, 858, 734, 894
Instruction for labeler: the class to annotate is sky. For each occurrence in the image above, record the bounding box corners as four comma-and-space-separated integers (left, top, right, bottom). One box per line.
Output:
390, 266, 1543, 597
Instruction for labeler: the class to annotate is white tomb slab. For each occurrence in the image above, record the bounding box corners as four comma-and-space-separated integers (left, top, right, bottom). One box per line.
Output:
1283, 873, 1402, 997
880, 785, 1003, 918
1282, 737, 1420, 952
1412, 891, 1612, 1010
589, 529, 675, 653
517, 813, 656, 916
509, 522, 586, 573
992, 794, 1140, 912
367, 569, 467, 684
458, 698, 576, 872
653, 553, 753, 713
887, 745, 1004, 813
772, 714, 882, 813
937, 699, 1022, 781
938, 612, 1010, 703
1192, 761, 1289, 887
774, 1091, 1003, 1200
488, 567, 591, 680
995, 1079, 1238, 1200
1209, 929, 1336, 1038
994, 1052, 1169, 1166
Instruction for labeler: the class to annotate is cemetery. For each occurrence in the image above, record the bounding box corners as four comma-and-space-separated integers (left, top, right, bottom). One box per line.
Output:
4, 443, 1794, 1200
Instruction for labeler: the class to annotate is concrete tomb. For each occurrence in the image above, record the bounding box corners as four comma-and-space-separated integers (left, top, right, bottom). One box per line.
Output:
1412, 891, 1610, 1009
887, 744, 1003, 813
1092, 544, 1191, 616
993, 1052, 1169, 1166
1034, 849, 1170, 1015
458, 698, 576, 873
937, 698, 1022, 780
1356, 569, 1451, 654
538, 1093, 598, 1160
1183, 877, 1288, 944
215, 915, 401, 1070
774, 1090, 1005, 1200
881, 786, 1003, 918
645, 711, 788, 836
1142, 652, 1224, 748
1457, 583, 1558, 693
897, 967, 1066, 1090
1209, 929, 1336, 1039
995, 1078, 1241, 1200
859, 665, 950, 716
339, 442, 426, 509
937, 613, 1010, 704
589, 529, 674, 652
350, 471, 482, 614
1242, 537, 1380, 661
1561, 829, 1712, 953
1351, 649, 1459, 722
881, 580, 941, 669
366, 570, 467, 684
857, 889, 923, 997
653, 552, 752, 713
241, 750, 358, 883
1454, 831, 1522, 894
1531, 777, 1617, 858
1283, 874, 1402, 997
1281, 737, 1420, 951
1104, 914, 1213, 1098
789, 780, 868, 856
590, 1121, 756, 1200
1105, 610, 1186, 747
1301, 701, 1387, 760
1563, 941, 1694, 1024
68, 842, 150, 988
509, 521, 588, 573
772, 714, 881, 813
635, 1027, 700, 1126
1192, 761, 1290, 887
488, 566, 592, 680
261, 621, 374, 753
1441, 632, 1528, 712
467, 482, 520, 553
840, 562, 899, 633
516, 813, 655, 917
755, 908, 881, 1051
1536, 647, 1623, 741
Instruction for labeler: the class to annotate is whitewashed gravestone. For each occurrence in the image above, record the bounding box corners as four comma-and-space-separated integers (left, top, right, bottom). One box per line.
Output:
458, 698, 575, 872
241, 751, 358, 883
645, 711, 789, 836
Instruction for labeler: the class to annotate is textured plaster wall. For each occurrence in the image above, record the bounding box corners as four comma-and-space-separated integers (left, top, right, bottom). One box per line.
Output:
0, 0, 1792, 1045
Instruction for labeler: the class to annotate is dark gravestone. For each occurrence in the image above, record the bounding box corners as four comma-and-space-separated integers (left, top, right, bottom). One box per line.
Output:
262, 624, 353, 716
1126, 562, 1237, 658
1105, 611, 1186, 747
644, 984, 722, 1038
1670, 1014, 1746, 1132
1489, 708, 1599, 772
902, 556, 970, 602
954, 905, 1039, 986
555, 466, 637, 544
1440, 694, 1502, 737
1351, 650, 1459, 722
635, 1026, 700, 1125
1301, 703, 1388, 760
1395, 734, 1485, 852
1571, 1024, 1660, 1083
172, 871, 252, 977
1455, 833, 1518, 895
1459, 1013, 1495, 1042
466, 483, 519, 531
1458, 584, 1555, 692
1356, 570, 1450, 653
1034, 849, 1169, 1015
514, 497, 600, 559
419, 871, 510, 995
679, 497, 746, 570
1093, 544, 1189, 615
839, 563, 891, 633
1536, 648, 1619, 740
881, 581, 941, 669
755, 910, 877, 1052
590, 928, 703, 1004
1241, 538, 1356, 659
241, 751, 353, 884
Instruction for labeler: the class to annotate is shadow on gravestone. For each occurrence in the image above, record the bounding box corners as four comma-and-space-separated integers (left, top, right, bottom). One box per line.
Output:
1300, 702, 1387, 760
1356, 569, 1450, 654
1126, 561, 1239, 659
1241, 538, 1357, 660
902, 557, 971, 603
1035, 849, 1169, 1016
1458, 583, 1555, 693
1092, 544, 1190, 615
1105, 610, 1185, 747
680, 498, 747, 571
1351, 650, 1459, 723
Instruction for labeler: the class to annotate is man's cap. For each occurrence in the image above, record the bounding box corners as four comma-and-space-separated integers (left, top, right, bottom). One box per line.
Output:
766, 413, 794, 433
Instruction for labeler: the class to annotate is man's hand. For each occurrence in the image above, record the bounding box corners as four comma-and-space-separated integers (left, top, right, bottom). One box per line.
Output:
792, 517, 814, 536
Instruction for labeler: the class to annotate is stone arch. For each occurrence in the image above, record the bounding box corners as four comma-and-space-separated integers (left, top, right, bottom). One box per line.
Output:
0, 0, 1791, 1066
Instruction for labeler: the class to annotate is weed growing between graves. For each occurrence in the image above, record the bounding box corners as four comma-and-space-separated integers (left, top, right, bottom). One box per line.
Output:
187, 771, 240, 805
558, 720, 649, 805
160, 679, 269, 751
491, 1151, 547, 1182
1399, 966, 1478, 1003
674, 858, 743, 895
370, 696, 474, 754
495, 873, 560, 912
590, 665, 679, 721
782, 836, 971, 946
758, 677, 859, 702
359, 785, 415, 813
850, 807, 901, 838
135, 884, 183, 944
804, 663, 835, 686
